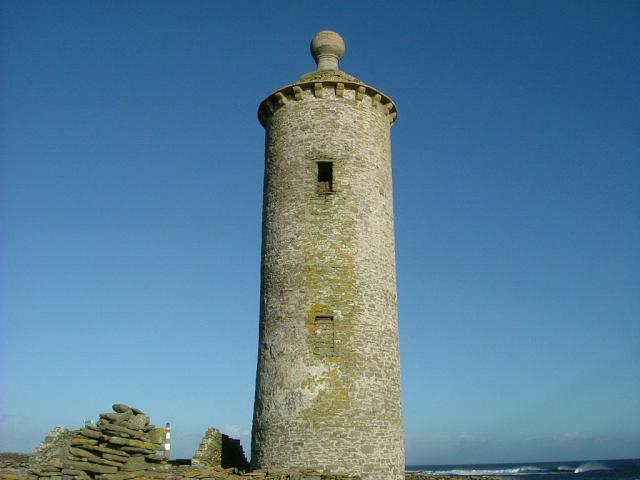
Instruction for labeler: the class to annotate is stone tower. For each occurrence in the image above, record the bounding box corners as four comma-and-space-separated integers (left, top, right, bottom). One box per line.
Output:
251, 31, 404, 480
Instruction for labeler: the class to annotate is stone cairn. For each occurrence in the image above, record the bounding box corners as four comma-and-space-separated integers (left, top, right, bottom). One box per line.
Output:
28, 404, 169, 480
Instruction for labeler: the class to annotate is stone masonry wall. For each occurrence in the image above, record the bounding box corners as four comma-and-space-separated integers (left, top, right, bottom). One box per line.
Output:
29, 428, 75, 476
252, 79, 404, 480
192, 429, 248, 471
192, 429, 221, 468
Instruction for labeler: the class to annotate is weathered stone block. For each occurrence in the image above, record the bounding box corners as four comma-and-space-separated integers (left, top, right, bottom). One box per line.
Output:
116, 448, 153, 455
63, 461, 117, 474
81, 446, 129, 457
107, 438, 160, 451
60, 469, 90, 479
78, 429, 101, 440
127, 415, 149, 429
70, 438, 97, 447
95, 472, 141, 480
101, 424, 144, 439
143, 430, 165, 445
111, 405, 132, 414
99, 412, 132, 424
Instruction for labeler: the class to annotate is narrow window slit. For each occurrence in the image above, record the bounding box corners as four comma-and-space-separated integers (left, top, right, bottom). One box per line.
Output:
317, 162, 333, 193
314, 315, 335, 356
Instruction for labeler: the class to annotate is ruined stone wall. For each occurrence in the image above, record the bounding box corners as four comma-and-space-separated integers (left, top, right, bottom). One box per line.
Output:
29, 428, 74, 475
192, 429, 248, 471
192, 429, 222, 468
252, 79, 404, 480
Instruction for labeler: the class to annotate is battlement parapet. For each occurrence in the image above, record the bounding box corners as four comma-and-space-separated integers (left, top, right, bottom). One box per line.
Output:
258, 81, 397, 128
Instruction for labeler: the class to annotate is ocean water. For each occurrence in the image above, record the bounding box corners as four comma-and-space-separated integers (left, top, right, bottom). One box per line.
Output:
407, 458, 640, 480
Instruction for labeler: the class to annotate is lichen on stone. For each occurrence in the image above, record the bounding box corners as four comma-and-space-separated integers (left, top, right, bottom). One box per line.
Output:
297, 70, 362, 84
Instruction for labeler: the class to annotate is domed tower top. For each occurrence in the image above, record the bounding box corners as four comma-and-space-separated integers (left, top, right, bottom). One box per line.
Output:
310, 30, 345, 71
297, 30, 362, 84
258, 30, 397, 127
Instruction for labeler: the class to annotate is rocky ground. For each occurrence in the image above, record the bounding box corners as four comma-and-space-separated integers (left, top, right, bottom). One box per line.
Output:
0, 453, 31, 471
0, 457, 500, 480
406, 476, 499, 480
0, 403, 499, 480
0, 454, 359, 480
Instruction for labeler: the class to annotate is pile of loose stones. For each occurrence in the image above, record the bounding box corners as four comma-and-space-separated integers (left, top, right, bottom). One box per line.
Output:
30, 404, 168, 480
16, 403, 364, 480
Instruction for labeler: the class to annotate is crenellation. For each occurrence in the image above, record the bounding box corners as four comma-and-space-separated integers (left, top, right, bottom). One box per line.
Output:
275, 92, 287, 106
258, 81, 398, 129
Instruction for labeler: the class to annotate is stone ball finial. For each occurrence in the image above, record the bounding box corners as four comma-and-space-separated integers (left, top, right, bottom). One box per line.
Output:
310, 30, 345, 71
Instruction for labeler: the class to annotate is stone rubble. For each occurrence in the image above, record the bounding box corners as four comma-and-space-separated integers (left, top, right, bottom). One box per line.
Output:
7, 466, 359, 480
0, 453, 31, 471
27, 404, 168, 480
2, 404, 365, 480
176, 467, 358, 480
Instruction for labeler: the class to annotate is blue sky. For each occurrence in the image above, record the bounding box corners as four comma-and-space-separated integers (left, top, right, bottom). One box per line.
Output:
1, 0, 638, 466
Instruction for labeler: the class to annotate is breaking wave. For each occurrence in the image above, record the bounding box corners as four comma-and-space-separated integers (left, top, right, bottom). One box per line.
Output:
418, 461, 613, 476
574, 462, 613, 474
420, 466, 547, 476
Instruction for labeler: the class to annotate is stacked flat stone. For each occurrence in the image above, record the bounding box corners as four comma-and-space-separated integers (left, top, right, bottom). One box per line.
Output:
61, 404, 168, 480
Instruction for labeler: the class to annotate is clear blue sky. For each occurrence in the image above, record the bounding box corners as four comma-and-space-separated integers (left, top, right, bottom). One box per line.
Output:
1, 0, 638, 466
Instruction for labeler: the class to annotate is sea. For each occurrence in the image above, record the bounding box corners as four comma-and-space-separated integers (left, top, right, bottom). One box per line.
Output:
406, 458, 640, 480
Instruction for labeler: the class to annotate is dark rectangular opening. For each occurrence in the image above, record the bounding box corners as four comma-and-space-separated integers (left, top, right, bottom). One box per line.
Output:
317, 162, 333, 193
314, 315, 335, 356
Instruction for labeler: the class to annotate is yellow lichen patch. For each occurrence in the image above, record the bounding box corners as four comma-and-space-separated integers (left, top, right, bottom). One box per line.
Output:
0, 473, 21, 480
335, 388, 348, 402
305, 302, 330, 333
298, 169, 363, 425
183, 470, 202, 478
307, 302, 330, 321
302, 385, 351, 428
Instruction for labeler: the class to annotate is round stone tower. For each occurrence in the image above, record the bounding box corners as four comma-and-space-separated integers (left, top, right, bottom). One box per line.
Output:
251, 31, 404, 480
